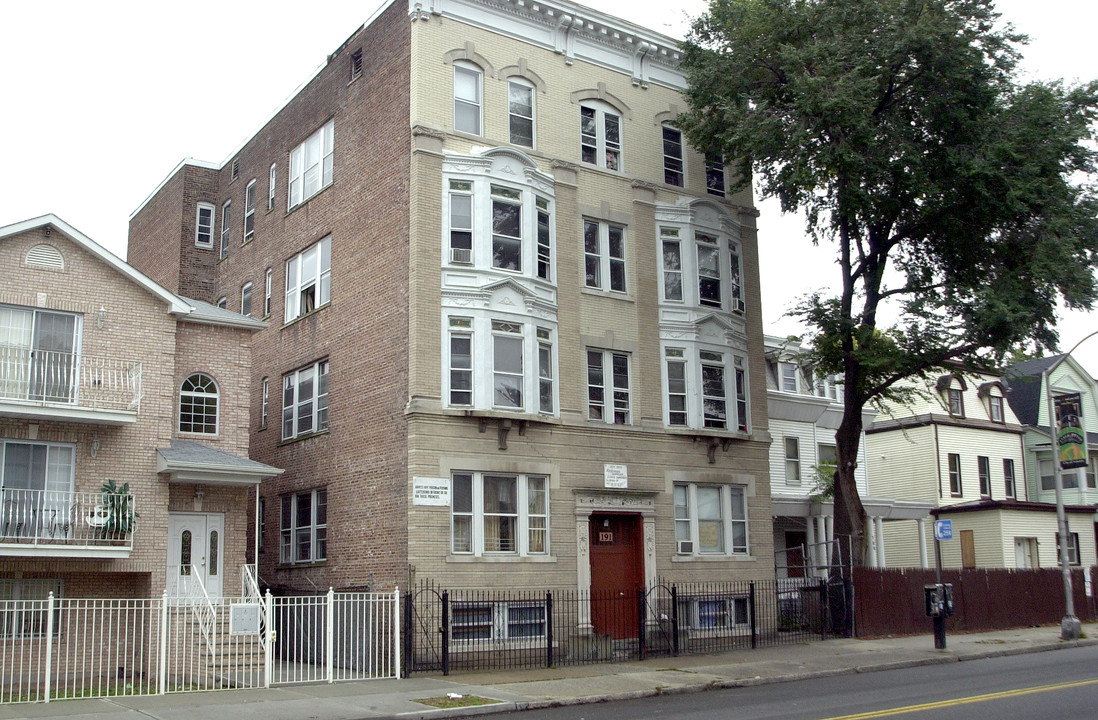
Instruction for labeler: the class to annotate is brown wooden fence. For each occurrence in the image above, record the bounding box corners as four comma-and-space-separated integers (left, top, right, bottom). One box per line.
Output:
853, 567, 1092, 637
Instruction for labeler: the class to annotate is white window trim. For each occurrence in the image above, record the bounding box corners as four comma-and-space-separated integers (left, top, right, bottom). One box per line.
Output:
579, 102, 622, 171
583, 218, 626, 293
264, 268, 272, 318
658, 225, 743, 312
453, 62, 483, 135
663, 345, 749, 433
442, 313, 557, 417
451, 600, 548, 644
260, 377, 269, 429
662, 125, 684, 187
220, 201, 231, 259
288, 120, 334, 210
195, 202, 215, 248
1003, 458, 1016, 498
586, 348, 631, 425
785, 437, 801, 485
280, 488, 326, 564
0, 578, 63, 638
241, 282, 253, 318
508, 79, 535, 148
243, 179, 256, 242
948, 453, 963, 496
450, 472, 548, 557
679, 594, 751, 635
284, 236, 331, 323
268, 164, 277, 211
179, 373, 219, 435
281, 360, 329, 440
674, 483, 749, 557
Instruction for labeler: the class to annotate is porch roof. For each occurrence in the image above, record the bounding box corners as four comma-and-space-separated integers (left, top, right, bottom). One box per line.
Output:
157, 440, 283, 486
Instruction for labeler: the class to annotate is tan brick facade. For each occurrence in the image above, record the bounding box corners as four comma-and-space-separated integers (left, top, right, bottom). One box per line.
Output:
127, 0, 775, 596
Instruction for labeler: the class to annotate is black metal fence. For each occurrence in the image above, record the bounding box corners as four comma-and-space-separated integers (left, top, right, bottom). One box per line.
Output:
403, 578, 837, 674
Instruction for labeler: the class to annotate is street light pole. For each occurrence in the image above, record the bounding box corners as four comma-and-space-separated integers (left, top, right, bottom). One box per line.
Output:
1042, 328, 1098, 641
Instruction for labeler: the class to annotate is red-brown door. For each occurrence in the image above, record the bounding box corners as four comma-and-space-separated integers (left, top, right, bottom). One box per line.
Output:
589, 514, 643, 639
785, 531, 807, 578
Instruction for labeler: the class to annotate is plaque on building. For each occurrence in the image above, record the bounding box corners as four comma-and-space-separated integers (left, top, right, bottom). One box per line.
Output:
604, 464, 628, 489
413, 477, 451, 506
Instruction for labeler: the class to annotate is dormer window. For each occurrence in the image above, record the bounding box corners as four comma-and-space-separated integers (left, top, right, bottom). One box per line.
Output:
948, 387, 964, 417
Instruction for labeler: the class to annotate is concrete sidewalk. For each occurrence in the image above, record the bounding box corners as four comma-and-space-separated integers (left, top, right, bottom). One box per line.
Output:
7, 624, 1097, 720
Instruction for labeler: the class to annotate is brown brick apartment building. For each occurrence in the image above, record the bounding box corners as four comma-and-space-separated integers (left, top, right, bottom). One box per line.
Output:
0, 214, 279, 604
128, 0, 776, 611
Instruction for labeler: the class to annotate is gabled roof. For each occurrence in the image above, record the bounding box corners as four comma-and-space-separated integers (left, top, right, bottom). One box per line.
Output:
0, 214, 191, 314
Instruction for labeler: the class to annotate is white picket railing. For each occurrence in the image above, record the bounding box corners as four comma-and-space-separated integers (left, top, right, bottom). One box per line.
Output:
0, 345, 142, 412
0, 588, 400, 703
0, 488, 137, 551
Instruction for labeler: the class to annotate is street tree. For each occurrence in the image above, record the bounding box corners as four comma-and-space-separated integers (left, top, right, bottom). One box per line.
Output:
678, 0, 1098, 564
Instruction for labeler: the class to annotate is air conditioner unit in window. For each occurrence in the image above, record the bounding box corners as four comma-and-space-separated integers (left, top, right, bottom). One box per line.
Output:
734, 298, 746, 313
450, 247, 473, 264
677, 540, 694, 554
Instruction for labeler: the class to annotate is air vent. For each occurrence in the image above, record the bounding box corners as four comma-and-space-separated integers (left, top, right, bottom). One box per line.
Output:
26, 244, 64, 270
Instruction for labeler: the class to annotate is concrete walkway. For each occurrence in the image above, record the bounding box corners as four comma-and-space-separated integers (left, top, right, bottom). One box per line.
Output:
7, 624, 1097, 720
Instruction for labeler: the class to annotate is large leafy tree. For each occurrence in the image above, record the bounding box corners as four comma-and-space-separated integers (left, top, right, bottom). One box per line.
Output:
679, 0, 1098, 564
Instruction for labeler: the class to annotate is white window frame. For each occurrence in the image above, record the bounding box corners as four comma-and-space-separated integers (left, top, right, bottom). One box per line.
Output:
492, 320, 524, 409
450, 472, 548, 557
662, 125, 684, 187
453, 63, 482, 135
785, 437, 801, 484
243, 179, 256, 242
268, 164, 277, 211
1056, 531, 1081, 566
947, 385, 965, 417
679, 595, 750, 634
780, 362, 799, 393
179, 373, 219, 435
280, 488, 326, 564
195, 202, 214, 248
659, 225, 743, 312
282, 360, 329, 440
988, 394, 1004, 423
660, 227, 683, 301
0, 579, 63, 638
1003, 458, 1016, 498
508, 80, 535, 147
448, 318, 473, 406
579, 102, 621, 171
220, 201, 231, 259
948, 453, 962, 496
706, 154, 726, 197
978, 455, 991, 497
674, 483, 748, 556
264, 268, 272, 317
260, 377, 269, 429
0, 441, 76, 543
663, 346, 749, 433
288, 120, 334, 210
216, 297, 227, 309
284, 236, 331, 323
586, 349, 631, 424
241, 282, 253, 318
583, 219, 626, 293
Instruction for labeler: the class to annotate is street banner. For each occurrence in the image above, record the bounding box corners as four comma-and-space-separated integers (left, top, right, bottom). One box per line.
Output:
1054, 392, 1087, 469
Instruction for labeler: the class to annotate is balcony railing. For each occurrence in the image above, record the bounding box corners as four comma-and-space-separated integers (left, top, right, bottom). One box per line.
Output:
0, 488, 136, 553
0, 345, 142, 413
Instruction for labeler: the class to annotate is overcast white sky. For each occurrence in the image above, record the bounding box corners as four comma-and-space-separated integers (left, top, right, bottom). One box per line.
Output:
1, 0, 1094, 374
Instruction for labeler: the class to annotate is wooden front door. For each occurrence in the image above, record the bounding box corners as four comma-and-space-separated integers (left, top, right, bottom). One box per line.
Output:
784, 531, 807, 578
589, 514, 643, 639
960, 529, 976, 568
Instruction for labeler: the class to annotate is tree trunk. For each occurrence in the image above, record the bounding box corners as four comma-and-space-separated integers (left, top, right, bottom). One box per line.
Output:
832, 393, 868, 567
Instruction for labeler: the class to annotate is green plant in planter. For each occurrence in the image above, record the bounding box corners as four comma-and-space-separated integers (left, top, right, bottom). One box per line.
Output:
99, 479, 139, 539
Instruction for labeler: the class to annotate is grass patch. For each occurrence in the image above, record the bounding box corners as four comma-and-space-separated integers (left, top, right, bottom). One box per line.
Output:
414, 694, 501, 709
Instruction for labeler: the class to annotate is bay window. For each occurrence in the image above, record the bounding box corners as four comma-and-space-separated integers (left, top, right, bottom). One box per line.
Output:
658, 226, 743, 312
663, 346, 749, 432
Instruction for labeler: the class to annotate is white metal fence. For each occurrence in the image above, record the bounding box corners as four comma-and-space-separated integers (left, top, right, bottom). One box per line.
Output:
0, 588, 400, 704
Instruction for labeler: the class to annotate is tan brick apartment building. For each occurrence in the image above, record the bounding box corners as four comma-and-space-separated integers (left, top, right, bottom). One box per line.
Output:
0, 215, 279, 604
128, 0, 774, 601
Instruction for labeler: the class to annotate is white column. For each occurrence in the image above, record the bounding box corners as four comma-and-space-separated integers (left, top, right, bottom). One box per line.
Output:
865, 516, 878, 568
805, 515, 818, 574
875, 515, 886, 568
576, 518, 593, 632
917, 518, 929, 569
824, 515, 834, 569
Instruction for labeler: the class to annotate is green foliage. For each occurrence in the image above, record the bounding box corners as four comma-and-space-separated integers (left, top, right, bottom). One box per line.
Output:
680, 0, 1098, 558
99, 478, 139, 538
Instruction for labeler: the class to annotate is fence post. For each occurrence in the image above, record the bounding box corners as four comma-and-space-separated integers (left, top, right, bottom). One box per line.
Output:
441, 590, 450, 677
819, 579, 828, 640
326, 587, 335, 683
546, 591, 554, 668
44, 592, 54, 703
671, 585, 679, 657
394, 587, 402, 679
264, 590, 273, 688
749, 582, 757, 649
637, 588, 646, 661
402, 591, 412, 677
159, 590, 169, 694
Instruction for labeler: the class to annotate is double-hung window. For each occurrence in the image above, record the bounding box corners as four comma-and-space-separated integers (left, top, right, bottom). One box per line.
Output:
583, 219, 626, 293
663, 126, 684, 186
780, 363, 799, 393
220, 201, 231, 259
268, 164, 277, 211
659, 226, 743, 312
195, 203, 214, 248
448, 180, 473, 264
282, 360, 329, 440
674, 483, 748, 555
288, 120, 334, 209
988, 394, 1004, 423
280, 489, 326, 564
284, 236, 331, 322
508, 81, 534, 147
0, 441, 75, 541
241, 282, 253, 317
1003, 458, 1016, 498
664, 347, 748, 432
587, 349, 630, 424
948, 453, 962, 496
706, 154, 726, 197
492, 320, 524, 409
785, 437, 800, 484
978, 456, 991, 497
260, 377, 269, 429
492, 185, 522, 271
661, 228, 683, 301
264, 268, 272, 317
452, 601, 547, 642
537, 328, 554, 414
1056, 531, 1081, 565
580, 103, 621, 170
451, 472, 547, 556
243, 179, 256, 242
454, 63, 482, 135
947, 386, 964, 417
0, 579, 62, 638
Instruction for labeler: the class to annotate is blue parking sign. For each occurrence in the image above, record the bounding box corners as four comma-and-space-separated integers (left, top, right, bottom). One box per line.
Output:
934, 519, 953, 541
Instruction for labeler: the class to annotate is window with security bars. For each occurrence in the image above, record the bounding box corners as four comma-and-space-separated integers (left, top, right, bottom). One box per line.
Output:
451, 601, 547, 642
0, 579, 61, 638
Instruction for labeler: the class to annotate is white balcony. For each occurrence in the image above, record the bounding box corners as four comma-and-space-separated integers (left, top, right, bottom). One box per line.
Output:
0, 488, 136, 557
0, 345, 142, 424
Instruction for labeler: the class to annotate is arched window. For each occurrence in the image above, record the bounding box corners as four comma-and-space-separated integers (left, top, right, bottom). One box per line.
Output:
179, 373, 219, 434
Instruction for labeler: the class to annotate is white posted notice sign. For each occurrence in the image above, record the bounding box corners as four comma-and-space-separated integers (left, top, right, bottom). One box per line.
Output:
412, 477, 451, 506
604, 463, 628, 489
